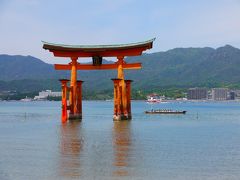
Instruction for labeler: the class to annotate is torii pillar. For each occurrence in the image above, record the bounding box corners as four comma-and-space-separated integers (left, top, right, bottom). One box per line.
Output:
59, 57, 83, 122
68, 57, 83, 120
60, 79, 69, 123
112, 78, 121, 120
112, 57, 133, 121
125, 80, 132, 119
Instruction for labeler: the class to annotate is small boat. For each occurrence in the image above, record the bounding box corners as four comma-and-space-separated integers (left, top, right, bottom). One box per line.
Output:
20, 96, 33, 102
145, 109, 186, 114
147, 97, 161, 103
146, 94, 164, 103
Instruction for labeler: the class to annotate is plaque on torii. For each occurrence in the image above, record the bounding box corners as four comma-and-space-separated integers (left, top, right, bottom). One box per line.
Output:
42, 38, 155, 123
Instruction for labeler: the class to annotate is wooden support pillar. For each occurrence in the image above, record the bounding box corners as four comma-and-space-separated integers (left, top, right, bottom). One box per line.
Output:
69, 57, 81, 120
60, 79, 69, 123
76, 80, 84, 119
69, 86, 73, 113
112, 78, 131, 120
112, 79, 121, 120
125, 80, 132, 119
117, 56, 128, 118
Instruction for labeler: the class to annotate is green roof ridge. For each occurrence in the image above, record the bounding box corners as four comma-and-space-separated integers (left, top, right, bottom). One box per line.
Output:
42, 38, 155, 49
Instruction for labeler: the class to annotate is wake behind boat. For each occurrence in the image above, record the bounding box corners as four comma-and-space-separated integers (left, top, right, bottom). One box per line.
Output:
145, 109, 187, 114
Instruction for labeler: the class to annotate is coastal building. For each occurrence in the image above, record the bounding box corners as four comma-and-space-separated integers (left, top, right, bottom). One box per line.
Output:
212, 88, 228, 101
34, 90, 61, 100
229, 91, 235, 100
232, 90, 240, 100
39, 90, 61, 97
207, 90, 212, 99
187, 88, 208, 100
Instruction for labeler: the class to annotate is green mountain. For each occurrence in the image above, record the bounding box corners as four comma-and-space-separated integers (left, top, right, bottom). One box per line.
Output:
125, 45, 240, 89
0, 55, 59, 80
1, 45, 240, 94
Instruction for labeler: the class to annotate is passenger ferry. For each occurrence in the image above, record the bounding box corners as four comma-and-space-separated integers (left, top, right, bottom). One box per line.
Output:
146, 94, 164, 103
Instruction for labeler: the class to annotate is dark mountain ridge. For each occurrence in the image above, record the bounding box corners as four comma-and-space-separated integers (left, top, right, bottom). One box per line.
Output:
1, 45, 240, 92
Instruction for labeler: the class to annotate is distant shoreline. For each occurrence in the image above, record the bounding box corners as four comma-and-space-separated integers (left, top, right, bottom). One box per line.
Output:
1, 99, 240, 103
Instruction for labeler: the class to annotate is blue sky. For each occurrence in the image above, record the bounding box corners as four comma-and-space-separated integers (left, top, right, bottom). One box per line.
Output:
0, 0, 240, 63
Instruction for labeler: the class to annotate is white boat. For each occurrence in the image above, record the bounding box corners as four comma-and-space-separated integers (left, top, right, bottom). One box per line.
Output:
20, 96, 32, 102
146, 94, 162, 103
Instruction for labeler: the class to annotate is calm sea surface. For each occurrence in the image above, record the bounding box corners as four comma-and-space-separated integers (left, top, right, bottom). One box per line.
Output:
0, 101, 240, 180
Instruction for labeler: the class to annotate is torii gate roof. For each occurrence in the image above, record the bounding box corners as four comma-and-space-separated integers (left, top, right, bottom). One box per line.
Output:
42, 38, 155, 57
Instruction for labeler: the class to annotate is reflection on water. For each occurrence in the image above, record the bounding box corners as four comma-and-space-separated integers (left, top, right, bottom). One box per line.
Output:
59, 120, 133, 178
1, 101, 240, 179
59, 121, 83, 178
112, 121, 132, 177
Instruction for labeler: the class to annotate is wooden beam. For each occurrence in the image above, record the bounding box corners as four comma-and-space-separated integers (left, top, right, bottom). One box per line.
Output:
54, 63, 142, 70
55, 64, 71, 70
122, 63, 142, 70
51, 48, 146, 58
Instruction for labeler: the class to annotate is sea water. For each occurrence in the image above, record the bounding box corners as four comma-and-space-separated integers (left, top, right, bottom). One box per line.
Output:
0, 101, 240, 180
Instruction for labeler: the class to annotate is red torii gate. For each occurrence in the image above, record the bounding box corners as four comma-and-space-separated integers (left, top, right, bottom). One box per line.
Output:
42, 39, 155, 123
